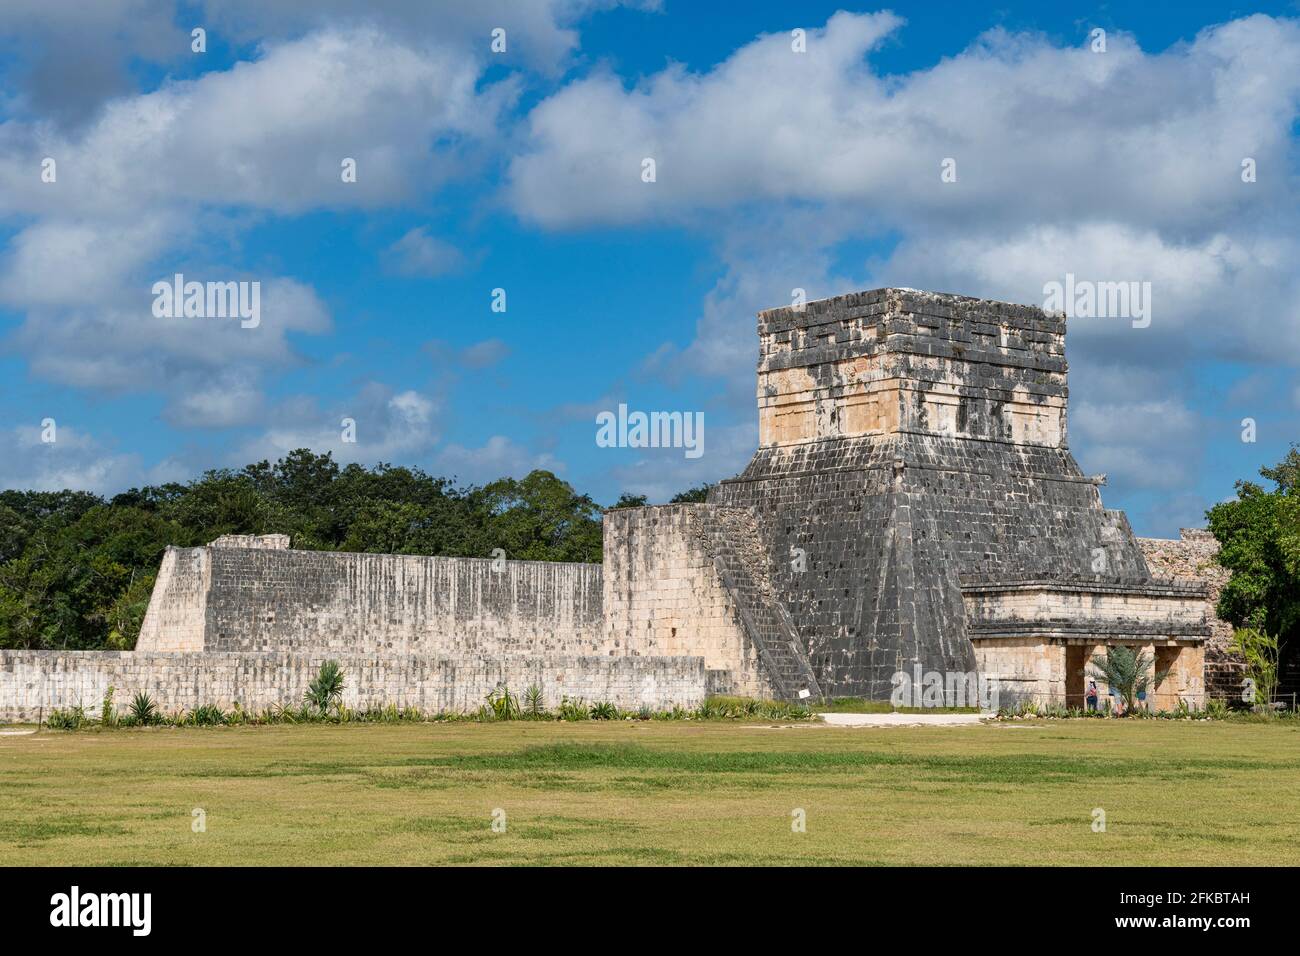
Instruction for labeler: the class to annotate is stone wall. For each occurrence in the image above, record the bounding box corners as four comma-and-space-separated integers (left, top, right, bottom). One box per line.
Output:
602, 505, 777, 697
961, 578, 1209, 636
140, 545, 605, 657
755, 288, 1068, 449
1137, 530, 1244, 699
135, 546, 208, 652
0, 650, 705, 722
972, 638, 1205, 709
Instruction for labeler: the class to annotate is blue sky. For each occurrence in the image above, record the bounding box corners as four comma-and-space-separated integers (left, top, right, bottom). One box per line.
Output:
1, 1, 1298, 536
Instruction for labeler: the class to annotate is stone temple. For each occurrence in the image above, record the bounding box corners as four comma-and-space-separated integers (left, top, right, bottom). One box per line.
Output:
0, 289, 1213, 719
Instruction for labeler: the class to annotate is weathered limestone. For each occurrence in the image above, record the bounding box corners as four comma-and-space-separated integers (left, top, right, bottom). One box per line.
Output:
602, 505, 817, 700
1138, 529, 1244, 699
705, 288, 1210, 704
0, 651, 704, 722
139, 548, 605, 656
962, 576, 1209, 707
0, 288, 1218, 719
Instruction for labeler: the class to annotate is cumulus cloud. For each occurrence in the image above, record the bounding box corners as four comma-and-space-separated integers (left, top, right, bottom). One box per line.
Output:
509, 13, 1300, 231
232, 383, 440, 466
433, 435, 563, 483
0, 27, 512, 218
0, 422, 143, 494
1070, 399, 1203, 490
0, 0, 648, 129
2, 221, 332, 407
0, 0, 186, 126
384, 228, 471, 277
195, 0, 657, 77
873, 223, 1300, 365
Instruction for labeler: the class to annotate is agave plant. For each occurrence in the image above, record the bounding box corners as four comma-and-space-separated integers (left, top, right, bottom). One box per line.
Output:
129, 691, 157, 726
589, 700, 619, 720
484, 684, 520, 720
558, 696, 588, 721
304, 660, 345, 715
190, 704, 227, 726
1088, 645, 1170, 716
523, 684, 546, 718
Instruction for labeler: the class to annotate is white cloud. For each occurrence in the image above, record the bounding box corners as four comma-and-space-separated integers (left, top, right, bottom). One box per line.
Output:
0, 422, 142, 494
232, 383, 439, 465
1071, 398, 1202, 490
0, 0, 185, 125
873, 223, 1300, 366
0, 27, 512, 218
509, 13, 1300, 231
433, 435, 562, 483
164, 370, 266, 429
384, 228, 470, 277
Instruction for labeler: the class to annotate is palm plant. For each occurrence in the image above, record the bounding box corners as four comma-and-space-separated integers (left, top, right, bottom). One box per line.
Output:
304, 660, 345, 715
1087, 646, 1170, 715
1232, 627, 1280, 711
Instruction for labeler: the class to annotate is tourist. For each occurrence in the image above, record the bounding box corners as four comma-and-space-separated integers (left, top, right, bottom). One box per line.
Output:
1086, 679, 1099, 712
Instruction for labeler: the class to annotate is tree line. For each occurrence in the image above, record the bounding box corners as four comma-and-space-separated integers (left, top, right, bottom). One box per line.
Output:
0, 448, 711, 652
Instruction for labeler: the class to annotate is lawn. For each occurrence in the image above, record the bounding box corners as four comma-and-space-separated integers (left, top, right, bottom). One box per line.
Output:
2, 719, 1298, 865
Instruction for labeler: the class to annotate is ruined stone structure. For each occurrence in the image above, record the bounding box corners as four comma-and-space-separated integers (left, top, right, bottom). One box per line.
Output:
0, 288, 1216, 720
1138, 529, 1244, 699
703, 288, 1209, 706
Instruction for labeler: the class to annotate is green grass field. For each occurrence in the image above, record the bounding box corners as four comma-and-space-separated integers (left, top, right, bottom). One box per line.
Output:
3, 719, 1298, 865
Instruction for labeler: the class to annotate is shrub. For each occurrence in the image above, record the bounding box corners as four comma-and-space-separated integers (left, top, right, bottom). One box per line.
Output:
589, 700, 619, 720
100, 686, 117, 727
1233, 627, 1280, 713
189, 704, 227, 726
47, 706, 88, 730
692, 696, 813, 721
483, 684, 520, 720
558, 696, 589, 721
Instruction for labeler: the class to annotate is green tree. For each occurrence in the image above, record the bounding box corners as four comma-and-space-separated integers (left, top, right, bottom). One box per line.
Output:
608, 493, 648, 510
472, 470, 603, 563
669, 483, 713, 503
1207, 445, 1300, 642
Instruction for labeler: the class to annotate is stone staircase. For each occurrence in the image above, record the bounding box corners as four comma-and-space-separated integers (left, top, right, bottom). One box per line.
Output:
691, 507, 823, 703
